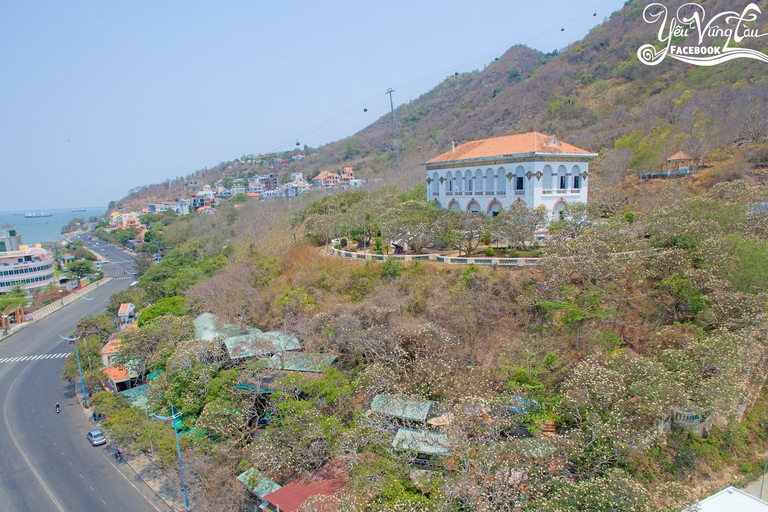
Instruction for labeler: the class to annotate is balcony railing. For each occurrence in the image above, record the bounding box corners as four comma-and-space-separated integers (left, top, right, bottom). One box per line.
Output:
485, 191, 494, 195
515, 190, 525, 195
432, 192, 439, 196
496, 191, 506, 196
446, 191, 453, 196
475, 191, 483, 196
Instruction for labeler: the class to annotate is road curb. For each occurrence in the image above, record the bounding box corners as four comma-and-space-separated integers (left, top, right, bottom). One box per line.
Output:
30, 277, 114, 322
73, 384, 183, 511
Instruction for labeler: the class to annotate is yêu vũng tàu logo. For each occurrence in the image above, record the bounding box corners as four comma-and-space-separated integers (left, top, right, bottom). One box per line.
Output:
637, 2, 768, 66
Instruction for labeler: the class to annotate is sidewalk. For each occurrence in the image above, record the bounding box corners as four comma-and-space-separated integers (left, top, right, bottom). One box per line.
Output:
30, 277, 113, 321
75, 386, 187, 512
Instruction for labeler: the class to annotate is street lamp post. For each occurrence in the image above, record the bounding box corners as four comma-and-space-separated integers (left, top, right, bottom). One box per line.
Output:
152, 405, 191, 511
1, 314, 7, 336
60, 334, 88, 408
82, 295, 95, 317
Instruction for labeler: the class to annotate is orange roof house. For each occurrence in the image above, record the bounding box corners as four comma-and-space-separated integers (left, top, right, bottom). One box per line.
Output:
422, 132, 596, 218
426, 132, 593, 165
668, 151, 693, 161
100, 338, 122, 367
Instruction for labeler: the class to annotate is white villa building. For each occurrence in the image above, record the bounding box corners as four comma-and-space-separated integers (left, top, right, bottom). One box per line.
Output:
423, 132, 597, 217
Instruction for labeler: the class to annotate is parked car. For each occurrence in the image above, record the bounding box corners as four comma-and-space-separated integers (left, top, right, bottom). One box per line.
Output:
87, 429, 107, 446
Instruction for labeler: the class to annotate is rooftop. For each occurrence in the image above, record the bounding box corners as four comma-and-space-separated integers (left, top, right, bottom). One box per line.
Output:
265, 353, 338, 373
102, 365, 131, 383
370, 394, 435, 423
391, 427, 451, 456
425, 132, 596, 165
236, 467, 282, 498
683, 486, 768, 512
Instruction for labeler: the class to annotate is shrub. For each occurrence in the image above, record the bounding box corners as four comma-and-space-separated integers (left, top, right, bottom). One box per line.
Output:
484, 247, 496, 257
381, 258, 405, 280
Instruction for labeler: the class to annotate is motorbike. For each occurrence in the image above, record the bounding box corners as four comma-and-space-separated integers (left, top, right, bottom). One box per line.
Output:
55, 404, 60, 414
114, 448, 123, 461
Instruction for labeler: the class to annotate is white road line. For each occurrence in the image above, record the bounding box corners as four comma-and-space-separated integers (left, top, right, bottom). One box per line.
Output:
30, 355, 43, 361
3, 365, 67, 512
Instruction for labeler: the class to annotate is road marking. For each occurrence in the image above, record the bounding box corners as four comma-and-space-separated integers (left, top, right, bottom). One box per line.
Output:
3, 365, 67, 512
0, 353, 70, 365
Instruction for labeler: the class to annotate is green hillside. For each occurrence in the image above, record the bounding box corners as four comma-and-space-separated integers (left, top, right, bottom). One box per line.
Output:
119, 0, 768, 210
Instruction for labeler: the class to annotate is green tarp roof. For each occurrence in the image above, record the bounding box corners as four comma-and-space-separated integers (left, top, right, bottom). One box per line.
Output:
147, 369, 165, 380
264, 353, 338, 373
392, 428, 451, 456
119, 384, 149, 411
236, 468, 282, 498
370, 394, 435, 422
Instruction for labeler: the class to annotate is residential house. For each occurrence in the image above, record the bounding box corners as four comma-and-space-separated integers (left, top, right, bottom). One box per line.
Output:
312, 170, 340, 189
260, 466, 347, 512
423, 132, 596, 218
117, 303, 136, 328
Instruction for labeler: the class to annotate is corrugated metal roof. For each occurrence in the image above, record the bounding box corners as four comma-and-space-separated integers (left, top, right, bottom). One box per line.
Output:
237, 468, 282, 498
225, 332, 301, 359
265, 353, 338, 373
119, 383, 149, 410
193, 313, 302, 359
391, 428, 451, 456
370, 394, 434, 422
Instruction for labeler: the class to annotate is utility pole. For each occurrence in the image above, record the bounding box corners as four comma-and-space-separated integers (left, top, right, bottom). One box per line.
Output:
386, 88, 403, 174
61, 334, 88, 408
153, 404, 191, 511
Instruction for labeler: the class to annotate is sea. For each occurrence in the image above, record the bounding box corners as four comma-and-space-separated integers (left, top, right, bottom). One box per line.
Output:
0, 206, 107, 246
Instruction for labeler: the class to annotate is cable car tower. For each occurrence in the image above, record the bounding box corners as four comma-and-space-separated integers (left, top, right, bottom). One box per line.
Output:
386, 88, 403, 174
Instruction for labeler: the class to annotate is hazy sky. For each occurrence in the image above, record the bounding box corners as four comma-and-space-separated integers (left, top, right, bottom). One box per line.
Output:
0, 0, 625, 211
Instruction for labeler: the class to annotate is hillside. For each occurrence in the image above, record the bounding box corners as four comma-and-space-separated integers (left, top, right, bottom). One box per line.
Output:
118, 0, 768, 210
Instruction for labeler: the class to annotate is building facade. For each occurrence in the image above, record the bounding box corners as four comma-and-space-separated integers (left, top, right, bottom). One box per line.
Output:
0, 229, 56, 293
423, 132, 597, 217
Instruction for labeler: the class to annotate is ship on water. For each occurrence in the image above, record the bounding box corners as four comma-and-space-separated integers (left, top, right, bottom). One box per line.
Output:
70, 208, 86, 212
24, 211, 53, 218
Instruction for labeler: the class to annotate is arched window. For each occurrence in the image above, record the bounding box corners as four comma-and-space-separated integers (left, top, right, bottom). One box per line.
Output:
468, 200, 480, 213
489, 200, 502, 217
485, 169, 494, 194
554, 200, 567, 219
557, 165, 568, 191
457, 171, 463, 194
446, 171, 454, 194
465, 170, 473, 193
515, 166, 526, 194
431, 172, 440, 196
572, 165, 582, 190
497, 167, 506, 194
433, 200, 442, 208
474, 169, 483, 194
449, 200, 460, 211
543, 165, 553, 191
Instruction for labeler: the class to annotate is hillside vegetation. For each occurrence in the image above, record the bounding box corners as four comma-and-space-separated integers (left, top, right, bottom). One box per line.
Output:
118, 0, 768, 210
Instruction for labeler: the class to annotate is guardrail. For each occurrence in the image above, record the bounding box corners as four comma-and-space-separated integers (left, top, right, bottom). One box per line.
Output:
328, 246, 539, 267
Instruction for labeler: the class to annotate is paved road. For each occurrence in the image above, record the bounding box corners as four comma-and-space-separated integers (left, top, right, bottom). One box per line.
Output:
0, 238, 171, 512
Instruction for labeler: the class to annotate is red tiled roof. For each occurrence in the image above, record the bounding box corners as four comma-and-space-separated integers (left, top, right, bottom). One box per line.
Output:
263, 476, 346, 512
118, 303, 133, 316
100, 338, 121, 355
102, 365, 130, 382
426, 132, 594, 164
667, 151, 693, 161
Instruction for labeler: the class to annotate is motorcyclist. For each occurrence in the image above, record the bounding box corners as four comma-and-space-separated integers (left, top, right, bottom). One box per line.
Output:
55, 403, 60, 413
114, 445, 122, 460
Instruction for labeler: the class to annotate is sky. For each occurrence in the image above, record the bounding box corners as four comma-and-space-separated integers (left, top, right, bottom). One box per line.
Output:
0, 0, 627, 211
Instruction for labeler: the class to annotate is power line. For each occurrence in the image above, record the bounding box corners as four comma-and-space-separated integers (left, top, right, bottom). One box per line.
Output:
266, 0, 618, 153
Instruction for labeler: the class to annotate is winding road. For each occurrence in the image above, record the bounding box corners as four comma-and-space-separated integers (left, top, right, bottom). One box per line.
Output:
0, 237, 172, 512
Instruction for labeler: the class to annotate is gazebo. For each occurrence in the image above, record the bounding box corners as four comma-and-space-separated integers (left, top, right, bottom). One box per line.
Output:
2, 304, 26, 333
667, 151, 694, 172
